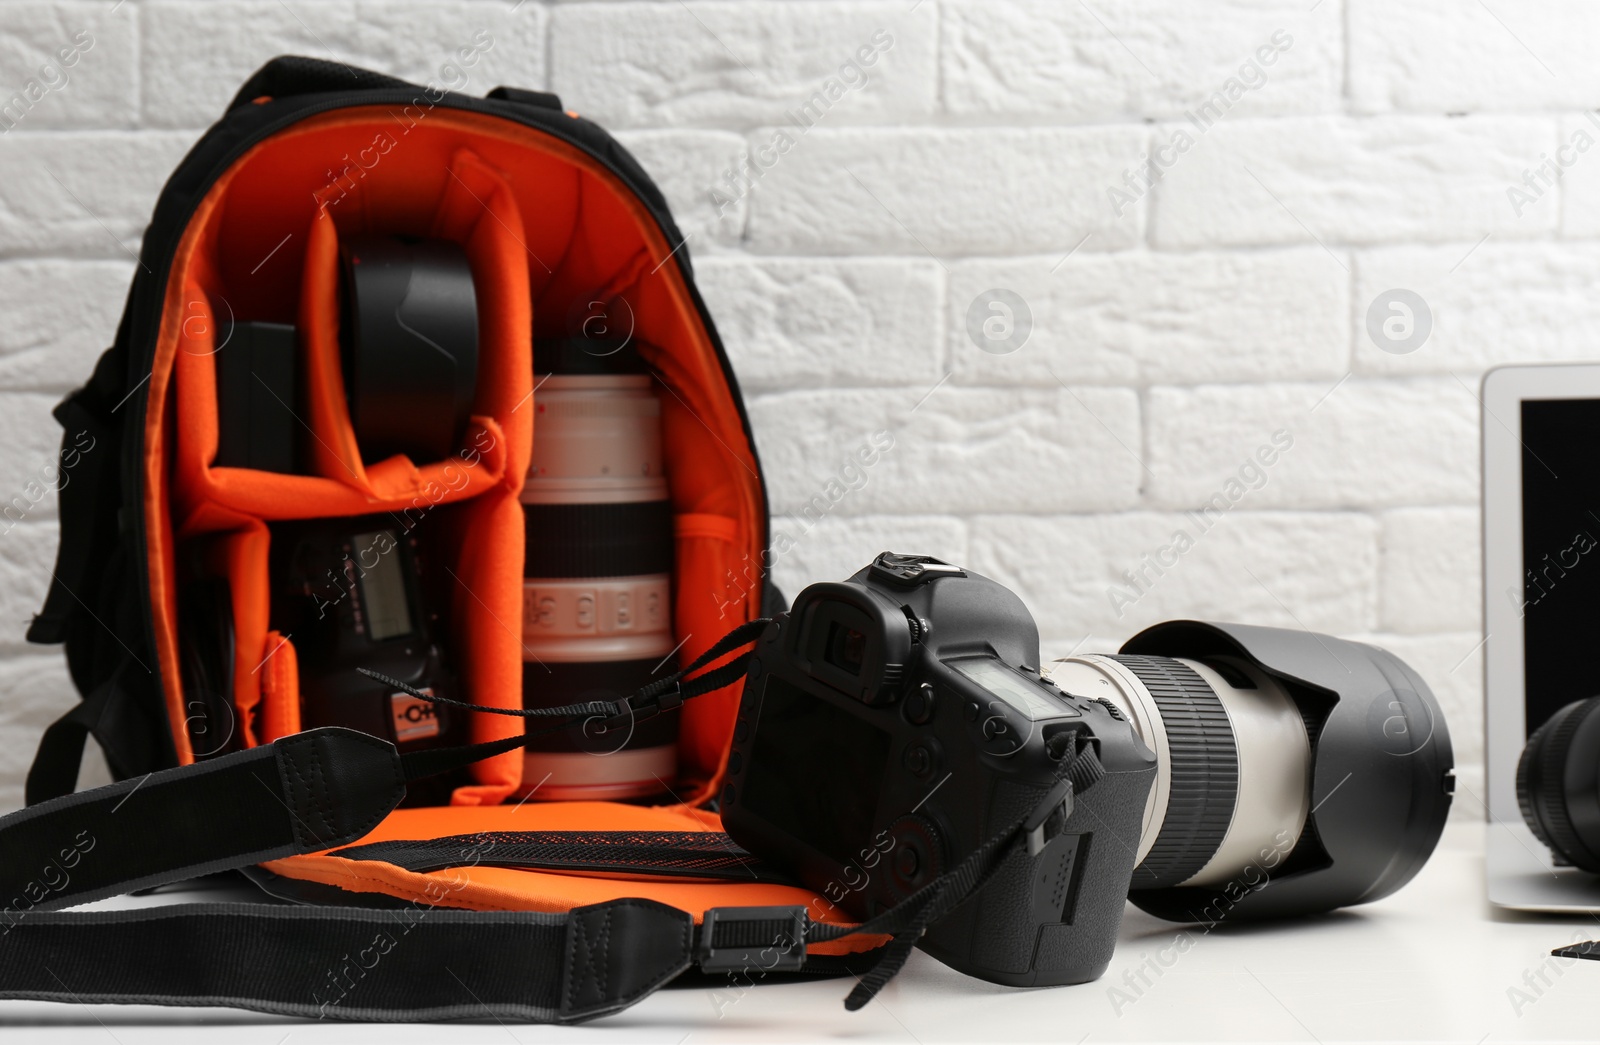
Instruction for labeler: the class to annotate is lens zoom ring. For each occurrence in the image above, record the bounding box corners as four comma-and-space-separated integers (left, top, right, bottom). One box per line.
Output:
1518, 699, 1595, 866
1110, 655, 1239, 889
524, 501, 674, 578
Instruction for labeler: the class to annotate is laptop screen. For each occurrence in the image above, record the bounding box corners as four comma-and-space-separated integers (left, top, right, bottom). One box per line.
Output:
1520, 398, 1600, 734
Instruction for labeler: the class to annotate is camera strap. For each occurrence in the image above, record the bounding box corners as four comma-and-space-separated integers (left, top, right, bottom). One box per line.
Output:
370, 615, 775, 784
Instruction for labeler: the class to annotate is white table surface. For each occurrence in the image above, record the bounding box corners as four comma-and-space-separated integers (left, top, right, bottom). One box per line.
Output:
1, 819, 1597, 1043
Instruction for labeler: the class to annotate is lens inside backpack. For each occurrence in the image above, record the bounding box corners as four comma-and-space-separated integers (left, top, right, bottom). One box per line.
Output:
518, 337, 678, 800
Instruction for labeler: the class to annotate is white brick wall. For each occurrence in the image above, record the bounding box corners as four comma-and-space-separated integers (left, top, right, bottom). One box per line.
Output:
0, 0, 1564, 814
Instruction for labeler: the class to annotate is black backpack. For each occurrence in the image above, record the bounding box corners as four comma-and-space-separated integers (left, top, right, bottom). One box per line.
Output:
2, 56, 879, 1023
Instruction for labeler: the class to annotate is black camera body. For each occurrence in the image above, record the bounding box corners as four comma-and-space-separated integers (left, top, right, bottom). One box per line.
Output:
721, 553, 1157, 987
269, 515, 464, 756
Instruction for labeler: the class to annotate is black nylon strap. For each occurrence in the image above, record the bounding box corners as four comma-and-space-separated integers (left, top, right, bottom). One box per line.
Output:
23, 677, 111, 808
0, 897, 694, 1024
27, 350, 125, 649
1, 728, 403, 917
24, 658, 176, 809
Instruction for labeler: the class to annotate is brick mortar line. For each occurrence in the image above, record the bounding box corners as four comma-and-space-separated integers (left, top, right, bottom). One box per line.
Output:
774, 508, 1476, 520
21, 111, 1600, 139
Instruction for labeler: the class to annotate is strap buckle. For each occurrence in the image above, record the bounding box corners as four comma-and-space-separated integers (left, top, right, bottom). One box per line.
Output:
697, 905, 807, 975
1022, 778, 1074, 856
622, 679, 683, 727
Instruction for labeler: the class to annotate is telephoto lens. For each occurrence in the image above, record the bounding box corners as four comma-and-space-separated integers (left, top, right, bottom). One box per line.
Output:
1048, 620, 1454, 920
1516, 696, 1600, 871
519, 335, 677, 800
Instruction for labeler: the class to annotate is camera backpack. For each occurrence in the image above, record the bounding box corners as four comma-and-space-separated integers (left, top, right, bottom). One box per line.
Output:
4, 55, 921, 1022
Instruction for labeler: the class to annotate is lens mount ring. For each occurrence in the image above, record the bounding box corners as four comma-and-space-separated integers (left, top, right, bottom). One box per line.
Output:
1110, 655, 1239, 889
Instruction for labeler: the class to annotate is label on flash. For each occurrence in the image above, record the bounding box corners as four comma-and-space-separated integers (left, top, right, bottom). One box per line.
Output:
390, 689, 440, 742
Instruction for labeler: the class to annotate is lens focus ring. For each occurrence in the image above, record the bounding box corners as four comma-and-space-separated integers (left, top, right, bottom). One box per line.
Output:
1517, 697, 1600, 870
1111, 655, 1239, 889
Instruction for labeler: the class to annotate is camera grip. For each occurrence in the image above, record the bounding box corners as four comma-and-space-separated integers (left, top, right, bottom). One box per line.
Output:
919, 765, 1153, 988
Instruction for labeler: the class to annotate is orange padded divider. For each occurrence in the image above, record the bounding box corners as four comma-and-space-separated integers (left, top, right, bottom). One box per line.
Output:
256, 630, 300, 742
673, 512, 745, 786
196, 524, 271, 749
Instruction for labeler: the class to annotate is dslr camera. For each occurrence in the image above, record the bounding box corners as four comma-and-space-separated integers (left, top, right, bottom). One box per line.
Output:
723, 553, 1157, 986
723, 553, 1454, 988
269, 514, 465, 758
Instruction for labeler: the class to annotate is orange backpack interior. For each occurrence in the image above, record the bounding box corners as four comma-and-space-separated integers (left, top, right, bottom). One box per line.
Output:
127, 99, 858, 938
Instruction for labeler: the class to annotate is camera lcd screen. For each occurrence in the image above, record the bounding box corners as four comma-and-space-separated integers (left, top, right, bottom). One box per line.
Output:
1521, 399, 1600, 733
743, 676, 890, 865
354, 531, 414, 642
948, 656, 1075, 721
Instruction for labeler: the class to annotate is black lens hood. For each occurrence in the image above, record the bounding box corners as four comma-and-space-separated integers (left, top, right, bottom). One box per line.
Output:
339, 234, 479, 465
1118, 620, 1454, 922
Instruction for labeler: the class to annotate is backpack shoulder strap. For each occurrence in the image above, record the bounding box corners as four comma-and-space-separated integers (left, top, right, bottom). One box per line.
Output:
0, 724, 774, 1024
0, 896, 696, 1023
3, 728, 404, 913
25, 339, 176, 802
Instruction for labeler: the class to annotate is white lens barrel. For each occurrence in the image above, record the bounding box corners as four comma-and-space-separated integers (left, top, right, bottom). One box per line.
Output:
521, 368, 678, 800
521, 574, 674, 663
1046, 653, 1310, 889
523, 374, 667, 506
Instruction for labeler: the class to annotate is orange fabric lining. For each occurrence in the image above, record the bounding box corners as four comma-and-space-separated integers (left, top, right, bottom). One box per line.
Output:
260, 802, 879, 953
143, 108, 764, 803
